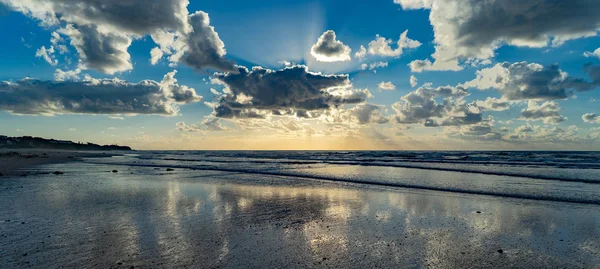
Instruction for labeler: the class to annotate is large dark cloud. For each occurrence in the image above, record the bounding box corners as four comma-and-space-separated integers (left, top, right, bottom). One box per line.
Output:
1, 0, 234, 74
179, 11, 236, 72
310, 30, 351, 62
61, 24, 132, 74
212, 65, 371, 118
0, 71, 201, 116
397, 0, 600, 71
464, 62, 600, 101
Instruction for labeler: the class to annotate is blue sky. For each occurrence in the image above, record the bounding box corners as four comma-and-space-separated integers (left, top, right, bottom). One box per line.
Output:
1, 0, 600, 150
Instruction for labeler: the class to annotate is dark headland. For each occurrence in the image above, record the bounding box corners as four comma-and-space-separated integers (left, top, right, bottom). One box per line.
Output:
0, 135, 132, 151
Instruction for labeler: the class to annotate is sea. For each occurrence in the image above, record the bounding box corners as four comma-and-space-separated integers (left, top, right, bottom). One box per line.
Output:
86, 150, 600, 205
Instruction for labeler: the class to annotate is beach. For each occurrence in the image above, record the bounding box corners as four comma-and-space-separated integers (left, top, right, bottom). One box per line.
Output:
1, 151, 599, 268
0, 149, 119, 177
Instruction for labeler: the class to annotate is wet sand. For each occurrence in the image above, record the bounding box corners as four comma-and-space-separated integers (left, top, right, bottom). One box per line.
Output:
1, 161, 599, 268
0, 149, 120, 176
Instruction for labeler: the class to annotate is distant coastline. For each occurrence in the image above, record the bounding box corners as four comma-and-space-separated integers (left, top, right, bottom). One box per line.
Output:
0, 135, 132, 151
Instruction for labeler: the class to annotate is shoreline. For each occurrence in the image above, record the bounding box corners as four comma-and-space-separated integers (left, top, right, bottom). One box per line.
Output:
0, 149, 125, 176
1, 158, 597, 268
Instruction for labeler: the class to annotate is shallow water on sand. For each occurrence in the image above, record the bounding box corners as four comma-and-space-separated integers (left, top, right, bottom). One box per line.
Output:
1, 156, 599, 268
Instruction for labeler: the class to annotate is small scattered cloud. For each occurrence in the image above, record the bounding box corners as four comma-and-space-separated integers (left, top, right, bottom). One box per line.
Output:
310, 30, 351, 62
365, 30, 421, 58
410, 75, 418, 87
584, 48, 600, 59
582, 113, 600, 124
378, 81, 396, 91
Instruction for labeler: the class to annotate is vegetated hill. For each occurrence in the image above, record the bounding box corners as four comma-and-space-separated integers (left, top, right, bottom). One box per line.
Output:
0, 135, 132, 151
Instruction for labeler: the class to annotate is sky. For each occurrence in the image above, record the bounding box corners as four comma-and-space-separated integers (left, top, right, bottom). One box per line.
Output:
0, 0, 600, 150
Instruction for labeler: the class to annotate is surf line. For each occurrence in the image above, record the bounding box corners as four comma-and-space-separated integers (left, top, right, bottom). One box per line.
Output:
90, 161, 600, 206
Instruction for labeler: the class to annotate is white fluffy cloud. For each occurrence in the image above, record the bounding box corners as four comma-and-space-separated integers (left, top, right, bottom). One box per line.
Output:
1, 0, 235, 74
365, 30, 421, 58
355, 45, 367, 60
0, 71, 201, 116
35, 46, 57, 66
397, 0, 600, 71
584, 48, 600, 59
518, 101, 566, 124
474, 97, 511, 111
311, 30, 352, 62
410, 75, 418, 87
582, 113, 600, 124
378, 82, 396, 91
54, 68, 82, 82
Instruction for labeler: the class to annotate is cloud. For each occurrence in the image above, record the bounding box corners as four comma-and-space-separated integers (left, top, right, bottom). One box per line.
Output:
54, 68, 82, 82
176, 117, 229, 133
475, 97, 511, 111
350, 103, 390, 125
410, 75, 418, 87
408, 59, 437, 73
584, 48, 600, 59
464, 62, 600, 100
365, 30, 421, 58
318, 103, 390, 127
518, 101, 566, 124
378, 82, 396, 91
176, 11, 236, 72
355, 45, 367, 60
160, 70, 203, 103
393, 85, 481, 126
397, 0, 600, 71
35, 46, 57, 66
176, 121, 202, 132
582, 113, 600, 124
361, 61, 388, 72
310, 30, 352, 62
446, 121, 503, 141
60, 24, 133, 74
2, 0, 234, 74
506, 124, 581, 144
212, 65, 371, 119
0, 71, 201, 116
394, 0, 433, 9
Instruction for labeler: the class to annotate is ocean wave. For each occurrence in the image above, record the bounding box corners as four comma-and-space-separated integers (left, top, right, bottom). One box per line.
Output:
144, 156, 600, 184
87, 161, 600, 205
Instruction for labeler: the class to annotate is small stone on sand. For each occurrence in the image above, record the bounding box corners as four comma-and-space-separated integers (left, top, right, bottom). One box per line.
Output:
112, 170, 118, 173
497, 249, 503, 254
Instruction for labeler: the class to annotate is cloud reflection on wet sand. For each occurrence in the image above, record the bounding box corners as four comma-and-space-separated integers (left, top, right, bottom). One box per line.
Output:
0, 164, 598, 268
